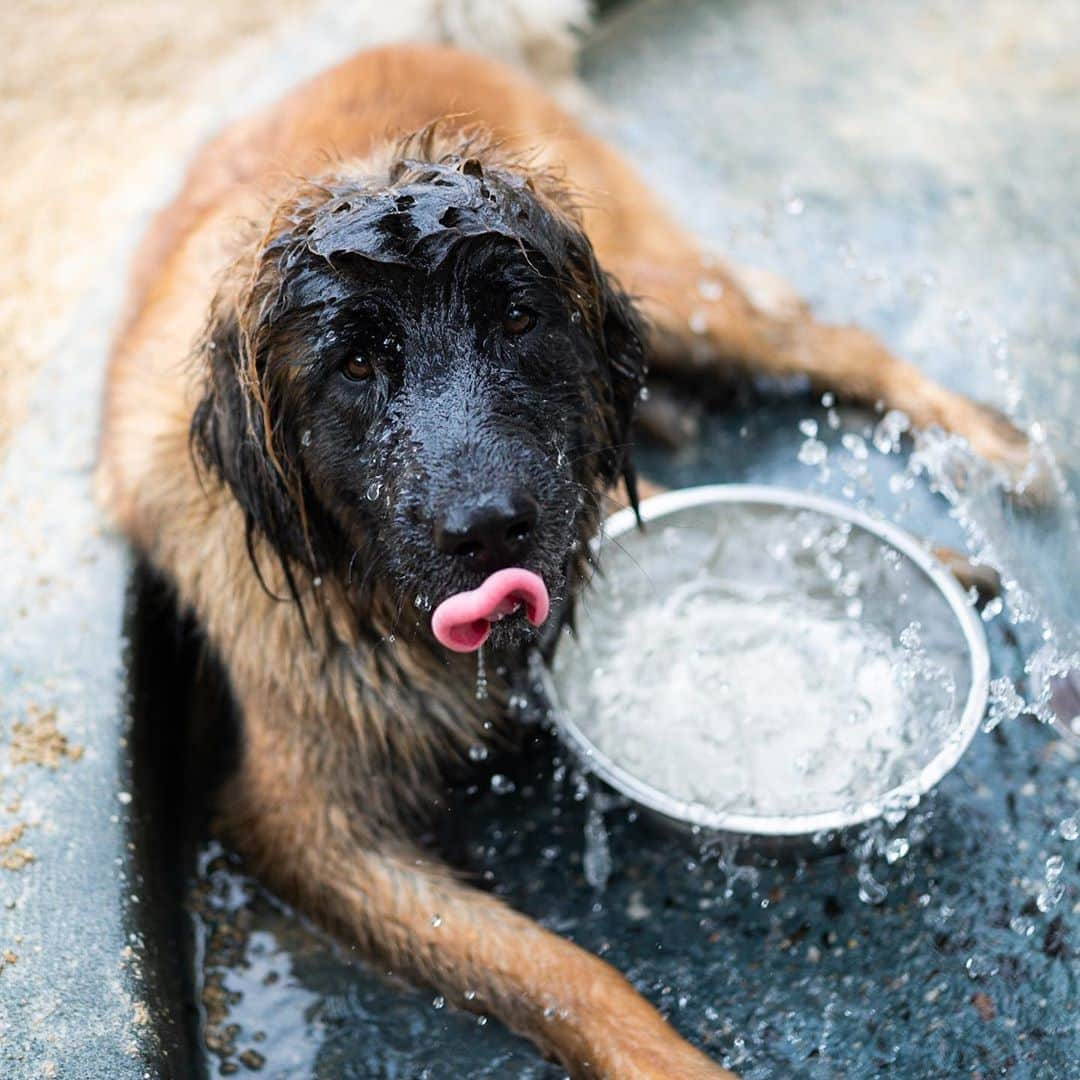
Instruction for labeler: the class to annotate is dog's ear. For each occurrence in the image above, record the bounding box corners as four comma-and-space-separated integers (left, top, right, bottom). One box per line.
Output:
561, 236, 647, 509
190, 285, 315, 603
595, 269, 647, 507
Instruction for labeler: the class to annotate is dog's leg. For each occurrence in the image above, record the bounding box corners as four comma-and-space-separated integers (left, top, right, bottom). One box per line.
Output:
611, 255, 1048, 498
220, 697, 734, 1080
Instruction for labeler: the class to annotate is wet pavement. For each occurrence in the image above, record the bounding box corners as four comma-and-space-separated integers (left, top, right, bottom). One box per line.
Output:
181, 405, 1079, 1079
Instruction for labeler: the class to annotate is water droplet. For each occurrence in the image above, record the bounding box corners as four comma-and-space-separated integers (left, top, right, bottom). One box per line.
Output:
490, 774, 515, 795
570, 310, 583, 325
1036, 882, 1064, 913
432, 994, 445, 1009
697, 278, 724, 301
430, 914, 442, 928
688, 310, 708, 335
872, 410, 910, 454
964, 954, 997, 980
300, 429, 313, 447
583, 801, 612, 890
798, 418, 818, 438
785, 196, 805, 216
468, 744, 489, 762
365, 479, 383, 501
841, 432, 869, 461
797, 438, 828, 467
475, 645, 488, 701
857, 861, 887, 905
1010, 914, 1036, 937
884, 837, 910, 863
982, 677, 1024, 732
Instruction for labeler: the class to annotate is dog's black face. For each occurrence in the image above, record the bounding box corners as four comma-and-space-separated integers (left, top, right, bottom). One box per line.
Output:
193, 156, 645, 649
294, 239, 593, 647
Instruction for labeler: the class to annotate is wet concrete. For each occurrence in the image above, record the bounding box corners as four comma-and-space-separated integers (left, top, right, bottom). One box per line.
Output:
177, 404, 1079, 1078
0, 285, 163, 1073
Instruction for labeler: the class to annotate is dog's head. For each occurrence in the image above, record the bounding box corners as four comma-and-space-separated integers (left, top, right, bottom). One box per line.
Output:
192, 138, 645, 652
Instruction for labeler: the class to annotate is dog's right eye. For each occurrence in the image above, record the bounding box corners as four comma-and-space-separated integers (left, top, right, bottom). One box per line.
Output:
342, 356, 374, 381
502, 305, 536, 336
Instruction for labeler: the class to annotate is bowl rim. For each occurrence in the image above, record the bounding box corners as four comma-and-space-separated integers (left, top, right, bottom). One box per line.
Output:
539, 483, 991, 837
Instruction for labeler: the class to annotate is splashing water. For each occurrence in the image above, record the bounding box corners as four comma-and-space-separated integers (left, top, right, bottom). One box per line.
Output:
474, 644, 488, 701
553, 501, 970, 822
897, 429, 1080, 756
783, 400, 1080, 906
583, 796, 613, 890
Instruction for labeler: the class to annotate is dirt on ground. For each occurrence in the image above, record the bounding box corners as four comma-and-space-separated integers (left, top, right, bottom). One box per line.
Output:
1, 0, 322, 453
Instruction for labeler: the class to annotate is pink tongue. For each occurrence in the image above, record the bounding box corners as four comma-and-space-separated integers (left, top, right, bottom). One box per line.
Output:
431, 568, 550, 653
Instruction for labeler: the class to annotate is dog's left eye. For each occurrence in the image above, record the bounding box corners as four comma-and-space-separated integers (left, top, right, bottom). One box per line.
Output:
342, 356, 374, 381
502, 305, 536, 336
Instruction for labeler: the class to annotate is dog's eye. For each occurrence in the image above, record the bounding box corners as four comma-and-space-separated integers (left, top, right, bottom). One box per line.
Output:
502, 305, 535, 336
342, 356, 374, 381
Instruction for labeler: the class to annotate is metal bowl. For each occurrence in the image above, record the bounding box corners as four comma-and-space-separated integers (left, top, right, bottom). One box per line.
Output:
539, 485, 990, 838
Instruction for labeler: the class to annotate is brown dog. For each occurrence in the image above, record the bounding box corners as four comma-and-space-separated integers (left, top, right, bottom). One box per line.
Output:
98, 44, 1033, 1078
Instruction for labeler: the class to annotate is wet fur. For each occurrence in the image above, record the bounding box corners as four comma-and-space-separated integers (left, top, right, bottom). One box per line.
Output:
188, 143, 643, 640
99, 44, 1038, 1079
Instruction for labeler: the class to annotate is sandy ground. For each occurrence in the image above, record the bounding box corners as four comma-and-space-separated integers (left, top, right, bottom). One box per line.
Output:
0, 1, 331, 451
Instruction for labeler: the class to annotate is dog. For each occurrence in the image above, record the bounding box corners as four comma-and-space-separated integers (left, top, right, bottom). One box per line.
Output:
97, 44, 1038, 1078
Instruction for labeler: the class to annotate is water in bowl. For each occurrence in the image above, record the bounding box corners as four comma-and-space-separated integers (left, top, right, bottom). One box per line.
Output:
552, 501, 974, 821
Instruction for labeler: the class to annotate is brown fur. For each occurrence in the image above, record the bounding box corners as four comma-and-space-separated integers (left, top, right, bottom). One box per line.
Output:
98, 44, 1035, 1078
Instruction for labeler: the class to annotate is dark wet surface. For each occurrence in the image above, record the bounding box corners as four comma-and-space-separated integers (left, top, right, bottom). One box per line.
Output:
179, 401, 1078, 1078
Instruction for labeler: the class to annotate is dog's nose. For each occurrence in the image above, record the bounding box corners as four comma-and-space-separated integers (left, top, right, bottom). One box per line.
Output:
433, 490, 539, 569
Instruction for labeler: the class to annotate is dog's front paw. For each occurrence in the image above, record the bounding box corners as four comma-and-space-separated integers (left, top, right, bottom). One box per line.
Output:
924, 393, 1059, 507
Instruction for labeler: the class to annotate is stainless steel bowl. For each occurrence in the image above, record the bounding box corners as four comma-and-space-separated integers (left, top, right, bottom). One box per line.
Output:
539, 485, 991, 838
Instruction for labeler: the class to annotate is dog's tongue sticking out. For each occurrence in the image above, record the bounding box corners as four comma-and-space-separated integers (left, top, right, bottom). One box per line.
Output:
431, 568, 550, 653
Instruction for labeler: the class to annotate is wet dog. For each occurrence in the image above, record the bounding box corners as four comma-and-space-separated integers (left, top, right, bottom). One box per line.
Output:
98, 44, 1037, 1078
